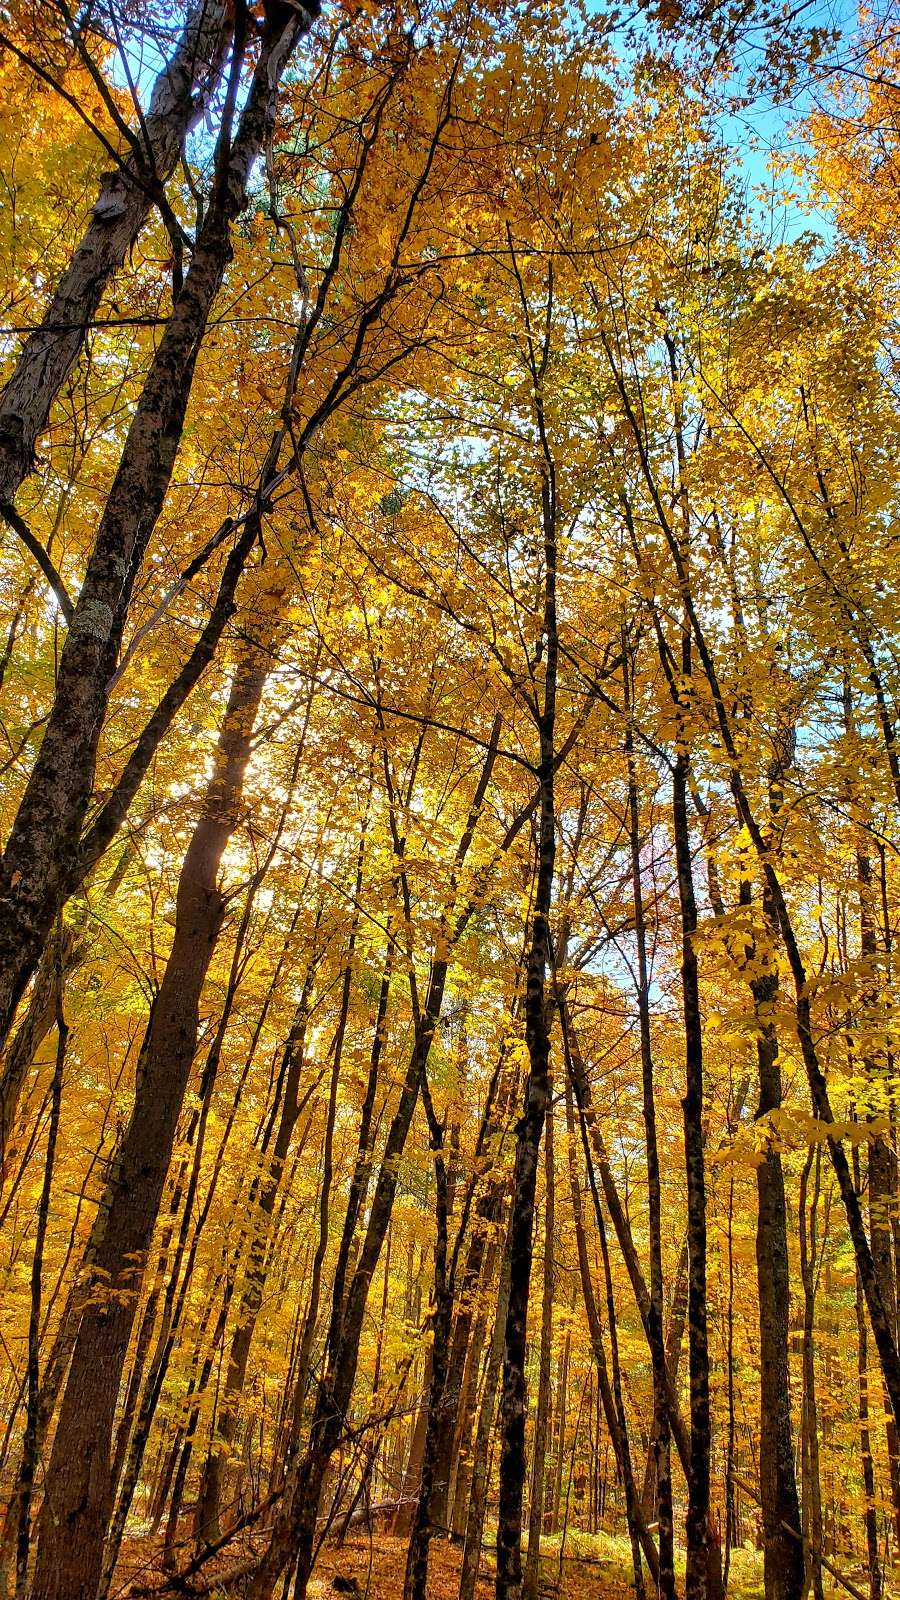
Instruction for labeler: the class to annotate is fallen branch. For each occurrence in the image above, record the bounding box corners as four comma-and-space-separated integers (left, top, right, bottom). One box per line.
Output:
731, 1471, 867, 1600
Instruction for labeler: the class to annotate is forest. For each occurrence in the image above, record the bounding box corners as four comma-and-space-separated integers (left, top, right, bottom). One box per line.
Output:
0, 2, 898, 1599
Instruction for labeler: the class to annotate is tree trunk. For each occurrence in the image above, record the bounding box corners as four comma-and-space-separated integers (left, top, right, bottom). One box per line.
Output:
245, 724, 504, 1600
0, 923, 83, 1178
626, 715, 676, 1600
799, 1147, 825, 1600
523, 1088, 555, 1600
248, 967, 452, 1600
0, 9, 307, 1052
449, 1274, 496, 1540
549, 1312, 570, 1536
672, 749, 712, 1600
854, 1149, 883, 1600
431, 1185, 502, 1537
403, 1075, 451, 1600
459, 1245, 512, 1600
859, 845, 900, 1546
393, 1356, 432, 1541
12, 968, 66, 1597
563, 1075, 659, 1585
750, 883, 804, 1600
0, 2, 231, 508
194, 976, 317, 1545
31, 639, 271, 1600
495, 371, 558, 1599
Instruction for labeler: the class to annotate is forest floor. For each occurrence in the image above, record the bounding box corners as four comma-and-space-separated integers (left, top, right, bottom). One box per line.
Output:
110, 1533, 881, 1600
307, 1533, 634, 1599
114, 1530, 639, 1599
120, 1525, 881, 1600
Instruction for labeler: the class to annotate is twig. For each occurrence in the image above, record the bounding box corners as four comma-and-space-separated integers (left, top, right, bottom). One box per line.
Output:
0, 503, 73, 624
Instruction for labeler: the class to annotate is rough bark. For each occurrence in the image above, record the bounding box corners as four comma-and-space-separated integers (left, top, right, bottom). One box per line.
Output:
0, 1, 231, 508
672, 749, 712, 1600
459, 1246, 512, 1600
31, 640, 270, 1600
626, 719, 676, 1600
522, 1089, 554, 1600
0, 8, 308, 1052
749, 884, 804, 1600
495, 326, 558, 1599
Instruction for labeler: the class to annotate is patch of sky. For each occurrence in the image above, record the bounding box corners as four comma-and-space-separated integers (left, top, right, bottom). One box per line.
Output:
589, 0, 868, 251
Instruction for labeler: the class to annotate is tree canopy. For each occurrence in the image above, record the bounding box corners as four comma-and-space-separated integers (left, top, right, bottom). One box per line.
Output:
0, 5, 899, 1600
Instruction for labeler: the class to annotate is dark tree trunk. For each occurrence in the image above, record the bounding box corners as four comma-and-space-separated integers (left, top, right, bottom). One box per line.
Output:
393, 1355, 432, 1542
249, 722, 503, 1600
858, 844, 900, 1544
563, 1076, 659, 1585
448, 1259, 498, 1539
495, 341, 558, 1599
430, 1183, 502, 1536
248, 979, 449, 1600
799, 1148, 825, 1600
0, 2, 231, 508
854, 1147, 883, 1600
194, 977, 317, 1545
523, 1087, 555, 1600
0, 10, 307, 1052
670, 541, 900, 1435
31, 641, 270, 1600
672, 750, 711, 1600
626, 715, 676, 1600
459, 1246, 512, 1600
13, 965, 66, 1597
0, 923, 83, 1177
403, 1075, 451, 1600
561, 990, 725, 1596
750, 882, 804, 1600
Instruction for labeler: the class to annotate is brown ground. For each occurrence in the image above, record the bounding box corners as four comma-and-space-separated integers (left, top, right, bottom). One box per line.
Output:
306, 1534, 626, 1599
115, 1531, 629, 1599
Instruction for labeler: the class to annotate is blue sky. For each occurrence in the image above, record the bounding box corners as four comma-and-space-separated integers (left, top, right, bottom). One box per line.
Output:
106, 0, 868, 248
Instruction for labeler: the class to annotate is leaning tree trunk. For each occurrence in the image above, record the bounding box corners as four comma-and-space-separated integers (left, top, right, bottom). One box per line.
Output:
0, 1, 231, 508
193, 978, 316, 1546
247, 725, 503, 1600
30, 636, 272, 1600
0, 7, 309, 1053
563, 1074, 659, 1584
247, 960, 453, 1600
